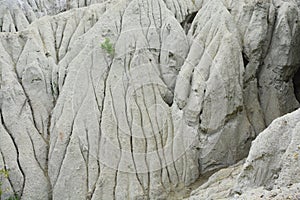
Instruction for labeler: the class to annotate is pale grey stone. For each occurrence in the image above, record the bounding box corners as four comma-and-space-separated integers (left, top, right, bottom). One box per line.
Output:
0, 0, 300, 199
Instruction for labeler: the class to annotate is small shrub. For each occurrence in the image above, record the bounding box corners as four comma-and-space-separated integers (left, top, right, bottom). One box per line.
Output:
101, 38, 115, 56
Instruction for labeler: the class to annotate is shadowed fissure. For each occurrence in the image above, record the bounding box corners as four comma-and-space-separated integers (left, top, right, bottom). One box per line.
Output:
293, 68, 300, 103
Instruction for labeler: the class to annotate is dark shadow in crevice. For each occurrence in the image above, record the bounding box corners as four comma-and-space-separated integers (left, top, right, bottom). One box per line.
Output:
181, 12, 198, 34
293, 68, 300, 103
242, 52, 249, 68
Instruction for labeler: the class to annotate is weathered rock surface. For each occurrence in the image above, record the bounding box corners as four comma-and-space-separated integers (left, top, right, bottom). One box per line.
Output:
0, 0, 299, 199
189, 108, 300, 199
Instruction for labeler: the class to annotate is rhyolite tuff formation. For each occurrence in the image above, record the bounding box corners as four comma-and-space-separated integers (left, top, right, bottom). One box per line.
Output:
0, 0, 299, 199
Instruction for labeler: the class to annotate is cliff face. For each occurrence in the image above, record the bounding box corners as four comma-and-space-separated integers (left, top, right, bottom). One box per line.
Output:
0, 0, 299, 199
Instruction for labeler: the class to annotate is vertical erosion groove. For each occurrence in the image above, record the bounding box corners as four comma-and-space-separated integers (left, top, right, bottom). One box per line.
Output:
0, 110, 26, 197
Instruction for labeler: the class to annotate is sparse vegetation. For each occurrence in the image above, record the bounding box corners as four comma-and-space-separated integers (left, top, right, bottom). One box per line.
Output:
0, 169, 9, 179
6, 194, 20, 200
101, 38, 115, 56
0, 169, 19, 200
0, 168, 9, 197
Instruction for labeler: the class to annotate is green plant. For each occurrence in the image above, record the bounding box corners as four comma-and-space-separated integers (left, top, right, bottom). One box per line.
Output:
0, 169, 19, 200
101, 38, 115, 56
6, 194, 20, 200
0, 169, 9, 179
0, 181, 2, 197
0, 169, 9, 197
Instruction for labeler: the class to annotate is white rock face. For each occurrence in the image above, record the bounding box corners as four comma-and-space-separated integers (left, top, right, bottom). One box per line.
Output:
234, 108, 300, 194
189, 108, 300, 199
0, 0, 299, 199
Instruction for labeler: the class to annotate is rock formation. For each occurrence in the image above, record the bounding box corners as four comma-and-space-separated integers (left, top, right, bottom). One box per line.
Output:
189, 108, 300, 199
0, 0, 299, 199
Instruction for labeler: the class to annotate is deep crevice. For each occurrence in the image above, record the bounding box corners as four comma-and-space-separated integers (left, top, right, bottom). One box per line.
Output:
242, 52, 249, 68
293, 67, 300, 103
180, 12, 198, 34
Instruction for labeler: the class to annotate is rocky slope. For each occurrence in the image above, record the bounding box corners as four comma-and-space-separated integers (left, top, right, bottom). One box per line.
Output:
189, 108, 300, 199
0, 0, 299, 199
